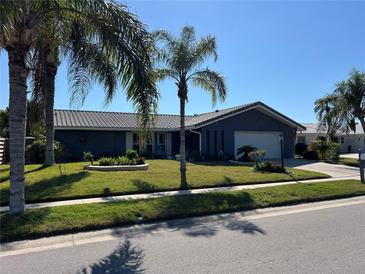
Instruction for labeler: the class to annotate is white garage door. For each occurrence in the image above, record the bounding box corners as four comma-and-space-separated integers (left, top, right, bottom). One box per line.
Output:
234, 131, 282, 159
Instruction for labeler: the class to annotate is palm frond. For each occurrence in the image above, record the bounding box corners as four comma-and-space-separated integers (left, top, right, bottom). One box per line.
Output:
0, 0, 16, 48
192, 35, 217, 66
154, 68, 179, 82
180, 26, 195, 49
190, 69, 227, 105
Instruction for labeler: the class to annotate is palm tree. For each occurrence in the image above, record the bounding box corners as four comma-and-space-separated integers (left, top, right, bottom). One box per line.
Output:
338, 70, 365, 132
153, 26, 227, 189
1, 0, 157, 214
236, 145, 257, 162
0, 101, 44, 139
314, 94, 340, 140
315, 70, 365, 143
30, 2, 157, 167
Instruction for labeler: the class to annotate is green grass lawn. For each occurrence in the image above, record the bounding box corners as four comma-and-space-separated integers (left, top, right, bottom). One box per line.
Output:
339, 157, 359, 168
1, 180, 364, 242
0, 160, 328, 205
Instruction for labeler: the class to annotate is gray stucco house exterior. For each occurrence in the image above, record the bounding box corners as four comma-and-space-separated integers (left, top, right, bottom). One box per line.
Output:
54, 101, 305, 160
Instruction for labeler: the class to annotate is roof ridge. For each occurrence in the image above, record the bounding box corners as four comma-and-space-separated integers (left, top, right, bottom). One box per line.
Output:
54, 109, 194, 117
54, 101, 262, 117
195, 101, 261, 116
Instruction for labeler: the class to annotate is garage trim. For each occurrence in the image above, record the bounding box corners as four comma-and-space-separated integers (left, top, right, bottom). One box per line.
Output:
234, 131, 284, 159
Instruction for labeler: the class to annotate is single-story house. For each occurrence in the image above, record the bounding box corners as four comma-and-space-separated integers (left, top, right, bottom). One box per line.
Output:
296, 123, 365, 153
54, 101, 305, 160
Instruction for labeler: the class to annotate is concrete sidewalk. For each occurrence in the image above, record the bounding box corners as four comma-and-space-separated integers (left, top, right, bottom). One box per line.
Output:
0, 176, 359, 212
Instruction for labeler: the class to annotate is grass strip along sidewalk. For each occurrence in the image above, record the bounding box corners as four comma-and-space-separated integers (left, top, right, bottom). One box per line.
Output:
0, 160, 328, 205
1, 180, 364, 242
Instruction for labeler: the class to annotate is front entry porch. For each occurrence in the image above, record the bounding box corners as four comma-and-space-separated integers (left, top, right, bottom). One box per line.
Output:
126, 130, 201, 159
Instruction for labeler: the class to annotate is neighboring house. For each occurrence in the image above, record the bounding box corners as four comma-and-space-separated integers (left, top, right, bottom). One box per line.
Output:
296, 123, 365, 153
54, 101, 305, 160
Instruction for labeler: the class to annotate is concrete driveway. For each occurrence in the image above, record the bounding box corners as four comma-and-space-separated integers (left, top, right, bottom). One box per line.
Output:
284, 158, 360, 179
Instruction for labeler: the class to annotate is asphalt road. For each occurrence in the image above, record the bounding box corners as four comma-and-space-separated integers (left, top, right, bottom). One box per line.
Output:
1, 197, 365, 274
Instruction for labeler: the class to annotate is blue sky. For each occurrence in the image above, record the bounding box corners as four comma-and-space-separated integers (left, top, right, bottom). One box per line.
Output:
0, 0, 364, 122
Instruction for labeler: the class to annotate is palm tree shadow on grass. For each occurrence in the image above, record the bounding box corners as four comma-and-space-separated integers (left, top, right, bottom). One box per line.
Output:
1, 207, 52, 242
77, 240, 145, 274
22, 171, 90, 203
190, 161, 228, 167
1, 165, 49, 183
132, 179, 156, 192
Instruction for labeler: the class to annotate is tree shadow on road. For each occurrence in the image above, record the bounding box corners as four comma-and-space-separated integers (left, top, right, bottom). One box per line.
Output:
77, 240, 145, 274
109, 191, 265, 240
161, 215, 266, 237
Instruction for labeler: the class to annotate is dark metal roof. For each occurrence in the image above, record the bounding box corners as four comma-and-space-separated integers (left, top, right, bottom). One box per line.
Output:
54, 110, 189, 130
299, 123, 364, 135
54, 101, 305, 131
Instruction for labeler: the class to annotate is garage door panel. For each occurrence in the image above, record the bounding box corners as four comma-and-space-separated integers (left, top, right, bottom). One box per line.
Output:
234, 131, 281, 159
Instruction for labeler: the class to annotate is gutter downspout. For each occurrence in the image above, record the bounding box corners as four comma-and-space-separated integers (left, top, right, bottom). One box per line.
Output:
189, 129, 201, 154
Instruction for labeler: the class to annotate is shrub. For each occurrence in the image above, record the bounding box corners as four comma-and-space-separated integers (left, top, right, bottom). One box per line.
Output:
139, 150, 154, 159
307, 140, 339, 161
302, 150, 319, 160
308, 141, 329, 160
253, 161, 286, 173
116, 156, 133, 165
83, 151, 94, 165
236, 145, 257, 162
326, 142, 340, 162
126, 149, 139, 160
98, 157, 116, 166
136, 157, 145, 165
295, 143, 307, 156
248, 149, 266, 162
25, 138, 64, 164
25, 140, 44, 164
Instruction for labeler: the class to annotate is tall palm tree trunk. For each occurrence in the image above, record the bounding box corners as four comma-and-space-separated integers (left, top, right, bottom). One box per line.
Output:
179, 95, 188, 189
8, 47, 28, 214
43, 60, 57, 166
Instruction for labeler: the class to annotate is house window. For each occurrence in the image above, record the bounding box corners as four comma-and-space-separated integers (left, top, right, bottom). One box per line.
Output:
133, 133, 139, 152
214, 131, 217, 155
157, 133, 166, 156
317, 136, 326, 142
221, 131, 224, 151
206, 131, 210, 155
297, 136, 306, 144
341, 137, 344, 144
332, 137, 339, 143
146, 136, 153, 152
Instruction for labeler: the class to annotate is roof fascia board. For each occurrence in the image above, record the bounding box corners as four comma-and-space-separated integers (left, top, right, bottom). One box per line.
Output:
192, 105, 305, 130
255, 105, 306, 130
54, 127, 179, 132
191, 106, 257, 129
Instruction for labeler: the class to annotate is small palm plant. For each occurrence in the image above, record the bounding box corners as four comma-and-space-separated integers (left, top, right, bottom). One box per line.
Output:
83, 151, 94, 166
236, 145, 257, 162
153, 26, 227, 189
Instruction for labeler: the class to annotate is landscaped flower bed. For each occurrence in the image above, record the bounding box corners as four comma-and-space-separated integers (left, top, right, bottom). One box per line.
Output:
85, 163, 149, 171
83, 149, 149, 171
